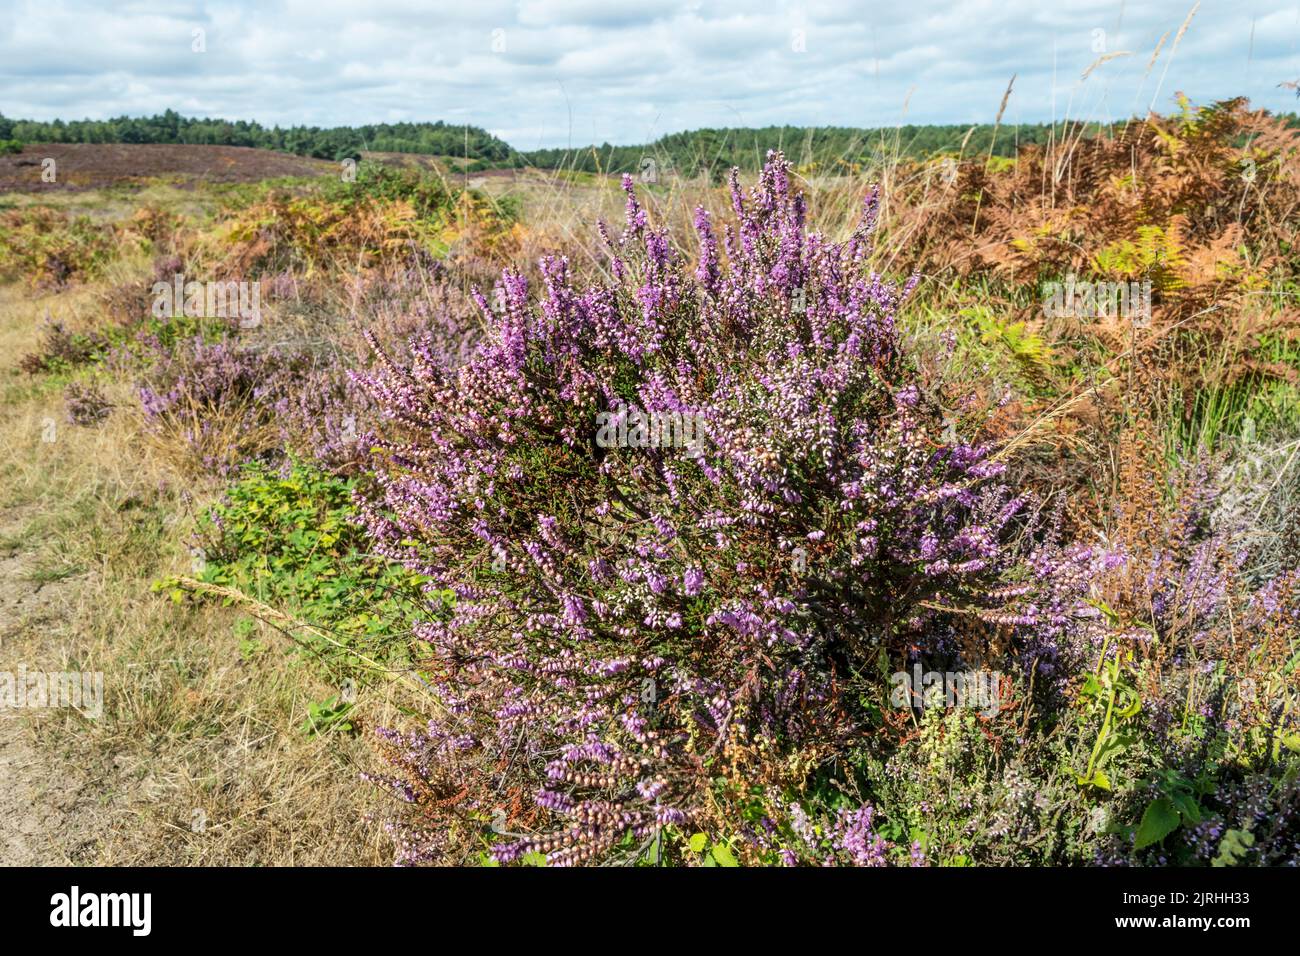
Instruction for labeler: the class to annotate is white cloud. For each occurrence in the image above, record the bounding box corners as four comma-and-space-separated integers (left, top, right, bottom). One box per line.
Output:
1, 0, 1297, 147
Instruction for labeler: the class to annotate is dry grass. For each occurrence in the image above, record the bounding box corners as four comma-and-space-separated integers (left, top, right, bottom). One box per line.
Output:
0, 280, 403, 865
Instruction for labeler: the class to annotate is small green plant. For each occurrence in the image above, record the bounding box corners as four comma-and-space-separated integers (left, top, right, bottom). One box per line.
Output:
1134, 769, 1210, 851
703, 838, 739, 867
961, 304, 1054, 385
1076, 623, 1142, 792
233, 616, 266, 661
159, 459, 442, 680
301, 695, 355, 736
321, 160, 452, 219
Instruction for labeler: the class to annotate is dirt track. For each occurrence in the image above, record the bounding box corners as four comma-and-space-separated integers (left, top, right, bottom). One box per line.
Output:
0, 509, 94, 866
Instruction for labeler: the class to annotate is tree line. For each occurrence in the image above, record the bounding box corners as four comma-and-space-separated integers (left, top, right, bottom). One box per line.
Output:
522, 123, 1090, 176
0, 109, 514, 165
3, 109, 1296, 176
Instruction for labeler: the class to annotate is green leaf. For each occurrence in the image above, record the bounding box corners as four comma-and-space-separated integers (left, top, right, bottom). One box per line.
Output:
688, 833, 708, 854
1089, 599, 1120, 625
1077, 768, 1112, 790
642, 831, 662, 865
1134, 797, 1181, 850
1114, 691, 1142, 720
1172, 791, 1203, 826
1212, 829, 1255, 867
710, 843, 738, 867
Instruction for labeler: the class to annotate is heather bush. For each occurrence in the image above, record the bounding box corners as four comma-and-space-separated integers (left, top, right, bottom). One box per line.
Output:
786, 444, 1300, 868
135, 336, 301, 475
132, 335, 365, 474
18, 315, 109, 374
63, 380, 112, 425
126, 253, 487, 477
356, 152, 1119, 865
273, 257, 489, 372
99, 257, 181, 331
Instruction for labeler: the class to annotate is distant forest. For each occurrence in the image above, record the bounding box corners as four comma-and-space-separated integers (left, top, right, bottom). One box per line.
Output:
524, 123, 1099, 176
0, 110, 514, 167
3, 108, 1296, 176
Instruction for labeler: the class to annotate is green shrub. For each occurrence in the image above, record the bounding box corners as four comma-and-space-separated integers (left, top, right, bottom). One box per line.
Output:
164, 460, 442, 679
321, 160, 452, 219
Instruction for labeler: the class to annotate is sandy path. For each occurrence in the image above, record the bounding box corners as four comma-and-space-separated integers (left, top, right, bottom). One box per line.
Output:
0, 512, 92, 865
0, 713, 83, 865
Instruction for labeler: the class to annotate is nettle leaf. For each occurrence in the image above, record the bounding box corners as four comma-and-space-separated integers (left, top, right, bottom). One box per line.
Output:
1171, 791, 1203, 826
709, 843, 738, 867
1096, 732, 1134, 767
1134, 797, 1181, 850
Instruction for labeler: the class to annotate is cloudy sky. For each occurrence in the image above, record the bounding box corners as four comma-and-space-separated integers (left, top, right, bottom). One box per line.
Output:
2, 1, 1299, 149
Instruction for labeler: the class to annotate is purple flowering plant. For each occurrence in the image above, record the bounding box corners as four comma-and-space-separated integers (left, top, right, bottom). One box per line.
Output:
355, 152, 1117, 865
